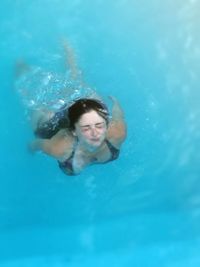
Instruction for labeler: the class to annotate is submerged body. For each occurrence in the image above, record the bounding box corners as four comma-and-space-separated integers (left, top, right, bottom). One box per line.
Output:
18, 40, 127, 175
31, 98, 126, 175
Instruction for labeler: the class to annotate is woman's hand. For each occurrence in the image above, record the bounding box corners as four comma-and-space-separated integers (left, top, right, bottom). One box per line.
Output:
108, 95, 118, 104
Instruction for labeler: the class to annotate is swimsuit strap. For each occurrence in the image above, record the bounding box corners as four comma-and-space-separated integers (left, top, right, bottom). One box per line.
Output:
58, 138, 78, 175
105, 139, 120, 161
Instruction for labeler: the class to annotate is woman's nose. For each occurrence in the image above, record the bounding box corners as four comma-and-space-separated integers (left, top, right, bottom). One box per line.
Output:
90, 127, 98, 136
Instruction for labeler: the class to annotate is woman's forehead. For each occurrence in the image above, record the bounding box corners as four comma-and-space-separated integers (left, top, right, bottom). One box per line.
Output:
78, 110, 106, 125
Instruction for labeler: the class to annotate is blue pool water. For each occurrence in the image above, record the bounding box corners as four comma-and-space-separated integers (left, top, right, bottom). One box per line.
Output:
0, 0, 200, 266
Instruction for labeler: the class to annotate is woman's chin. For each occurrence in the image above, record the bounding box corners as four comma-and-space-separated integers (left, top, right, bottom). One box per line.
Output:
87, 139, 103, 149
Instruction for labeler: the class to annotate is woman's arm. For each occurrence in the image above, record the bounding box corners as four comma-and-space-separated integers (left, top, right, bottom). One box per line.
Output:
28, 138, 55, 155
28, 129, 74, 158
62, 39, 94, 90
62, 39, 86, 85
106, 96, 127, 147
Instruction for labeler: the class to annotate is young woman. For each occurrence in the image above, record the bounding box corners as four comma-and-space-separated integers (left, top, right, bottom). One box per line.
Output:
30, 96, 126, 175
17, 40, 126, 175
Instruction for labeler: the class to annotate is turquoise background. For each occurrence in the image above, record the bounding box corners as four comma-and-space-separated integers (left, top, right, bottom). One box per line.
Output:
0, 0, 200, 266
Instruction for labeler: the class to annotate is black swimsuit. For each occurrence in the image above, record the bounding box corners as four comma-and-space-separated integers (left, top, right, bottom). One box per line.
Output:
58, 139, 120, 175
34, 104, 68, 139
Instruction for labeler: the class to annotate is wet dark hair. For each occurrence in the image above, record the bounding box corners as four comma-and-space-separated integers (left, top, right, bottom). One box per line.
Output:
35, 98, 109, 138
68, 98, 109, 130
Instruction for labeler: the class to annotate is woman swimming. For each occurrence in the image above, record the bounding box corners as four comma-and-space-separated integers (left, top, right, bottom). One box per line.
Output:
30, 96, 126, 175
18, 40, 127, 175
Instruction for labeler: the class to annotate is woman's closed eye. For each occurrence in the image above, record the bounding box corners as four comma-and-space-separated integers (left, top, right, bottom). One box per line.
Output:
95, 122, 105, 129
80, 122, 105, 132
81, 126, 90, 132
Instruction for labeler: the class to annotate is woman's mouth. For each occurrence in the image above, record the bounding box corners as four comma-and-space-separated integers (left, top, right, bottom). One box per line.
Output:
91, 138, 100, 142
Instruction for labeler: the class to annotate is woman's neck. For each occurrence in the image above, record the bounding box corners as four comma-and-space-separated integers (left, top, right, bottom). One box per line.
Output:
78, 141, 103, 155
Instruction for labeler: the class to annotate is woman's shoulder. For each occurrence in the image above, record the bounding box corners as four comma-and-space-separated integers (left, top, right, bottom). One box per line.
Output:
106, 119, 127, 148
105, 96, 127, 148
47, 129, 75, 158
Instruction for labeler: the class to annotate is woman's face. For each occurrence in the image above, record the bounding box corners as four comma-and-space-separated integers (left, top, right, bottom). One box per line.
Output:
74, 110, 107, 149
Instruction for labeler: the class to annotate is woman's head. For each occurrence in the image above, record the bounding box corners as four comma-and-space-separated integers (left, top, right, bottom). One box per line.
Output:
68, 98, 109, 148
68, 98, 109, 130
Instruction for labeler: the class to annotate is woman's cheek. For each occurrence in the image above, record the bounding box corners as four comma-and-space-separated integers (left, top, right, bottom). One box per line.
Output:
81, 130, 90, 138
